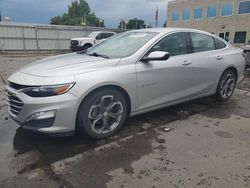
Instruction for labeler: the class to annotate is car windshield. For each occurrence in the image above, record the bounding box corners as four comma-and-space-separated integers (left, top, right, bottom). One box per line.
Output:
86, 32, 158, 58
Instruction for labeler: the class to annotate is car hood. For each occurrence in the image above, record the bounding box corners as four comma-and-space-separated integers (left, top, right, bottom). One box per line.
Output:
19, 53, 121, 77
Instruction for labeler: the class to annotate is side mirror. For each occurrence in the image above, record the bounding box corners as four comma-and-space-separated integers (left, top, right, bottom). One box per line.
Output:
141, 51, 170, 63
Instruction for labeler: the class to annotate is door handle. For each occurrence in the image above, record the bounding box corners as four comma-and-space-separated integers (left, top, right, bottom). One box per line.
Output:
216, 56, 224, 60
182, 60, 192, 65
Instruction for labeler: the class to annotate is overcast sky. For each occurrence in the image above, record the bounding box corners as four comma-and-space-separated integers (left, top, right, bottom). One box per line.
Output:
0, 0, 168, 28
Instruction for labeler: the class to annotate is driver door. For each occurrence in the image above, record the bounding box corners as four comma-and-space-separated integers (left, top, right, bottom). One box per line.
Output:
136, 32, 195, 111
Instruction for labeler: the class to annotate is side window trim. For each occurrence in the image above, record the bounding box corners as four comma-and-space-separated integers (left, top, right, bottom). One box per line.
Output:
212, 37, 217, 49
185, 32, 193, 54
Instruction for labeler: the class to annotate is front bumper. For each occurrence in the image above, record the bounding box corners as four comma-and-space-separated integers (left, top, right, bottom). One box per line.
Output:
5, 85, 79, 134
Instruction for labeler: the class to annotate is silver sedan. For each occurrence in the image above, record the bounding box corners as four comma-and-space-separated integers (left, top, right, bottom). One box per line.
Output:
6, 28, 246, 138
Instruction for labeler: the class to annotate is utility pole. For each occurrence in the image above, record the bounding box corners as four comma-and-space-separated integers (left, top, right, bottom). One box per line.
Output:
121, 19, 124, 30
99, 18, 103, 27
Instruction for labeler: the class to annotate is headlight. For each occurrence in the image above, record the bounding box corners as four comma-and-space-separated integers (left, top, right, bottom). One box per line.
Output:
22, 83, 75, 97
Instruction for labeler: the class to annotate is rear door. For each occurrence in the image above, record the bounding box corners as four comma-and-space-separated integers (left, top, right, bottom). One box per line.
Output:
185, 32, 227, 98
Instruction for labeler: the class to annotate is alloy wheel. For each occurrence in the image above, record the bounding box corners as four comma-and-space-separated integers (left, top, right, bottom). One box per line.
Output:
88, 95, 124, 134
220, 73, 236, 99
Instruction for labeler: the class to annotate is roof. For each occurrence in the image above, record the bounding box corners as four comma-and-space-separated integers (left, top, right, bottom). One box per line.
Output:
129, 27, 211, 34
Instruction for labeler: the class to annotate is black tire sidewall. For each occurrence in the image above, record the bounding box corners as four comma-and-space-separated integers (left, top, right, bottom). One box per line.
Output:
83, 44, 92, 50
215, 69, 236, 102
77, 88, 128, 139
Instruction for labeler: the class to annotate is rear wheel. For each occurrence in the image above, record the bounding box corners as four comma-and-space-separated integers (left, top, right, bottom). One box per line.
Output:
214, 69, 237, 102
77, 88, 127, 139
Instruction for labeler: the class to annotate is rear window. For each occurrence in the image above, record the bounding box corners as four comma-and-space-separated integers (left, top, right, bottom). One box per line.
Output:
214, 38, 227, 49
190, 32, 215, 53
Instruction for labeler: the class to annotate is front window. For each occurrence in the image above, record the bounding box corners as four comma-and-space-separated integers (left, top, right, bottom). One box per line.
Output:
183, 9, 191, 20
234, 31, 247, 43
194, 8, 203, 19
172, 11, 179, 21
148, 32, 187, 56
238, 1, 250, 14
221, 3, 233, 16
207, 5, 217, 17
86, 32, 158, 58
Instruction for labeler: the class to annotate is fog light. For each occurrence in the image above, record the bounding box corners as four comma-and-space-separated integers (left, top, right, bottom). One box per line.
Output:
26, 110, 56, 122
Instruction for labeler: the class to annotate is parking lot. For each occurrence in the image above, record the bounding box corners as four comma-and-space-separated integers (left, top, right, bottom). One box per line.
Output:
0, 53, 250, 188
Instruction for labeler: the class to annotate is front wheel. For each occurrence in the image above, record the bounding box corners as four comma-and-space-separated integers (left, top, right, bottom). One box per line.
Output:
214, 69, 237, 102
77, 88, 128, 139
83, 43, 93, 50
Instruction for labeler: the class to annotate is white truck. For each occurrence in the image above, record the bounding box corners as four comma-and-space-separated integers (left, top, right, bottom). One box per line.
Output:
70, 31, 116, 52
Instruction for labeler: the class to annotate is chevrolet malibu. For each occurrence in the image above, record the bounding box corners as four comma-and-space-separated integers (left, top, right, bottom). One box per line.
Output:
6, 28, 246, 139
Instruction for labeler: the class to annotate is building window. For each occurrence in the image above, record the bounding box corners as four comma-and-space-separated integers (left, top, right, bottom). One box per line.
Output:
207, 5, 217, 17
219, 33, 225, 39
183, 9, 191, 20
172, 11, 179, 21
234, 31, 247, 43
219, 32, 230, 41
238, 1, 250, 14
221, 3, 233, 16
194, 8, 203, 19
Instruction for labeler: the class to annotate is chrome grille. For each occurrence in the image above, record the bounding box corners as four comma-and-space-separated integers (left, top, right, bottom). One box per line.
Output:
6, 90, 24, 116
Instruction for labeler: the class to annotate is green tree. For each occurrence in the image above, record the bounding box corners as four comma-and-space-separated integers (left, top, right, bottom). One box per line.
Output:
118, 20, 126, 29
50, 0, 104, 27
123, 18, 146, 29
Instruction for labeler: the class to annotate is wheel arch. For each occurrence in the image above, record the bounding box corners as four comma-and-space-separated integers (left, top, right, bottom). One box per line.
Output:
84, 43, 93, 47
224, 66, 238, 82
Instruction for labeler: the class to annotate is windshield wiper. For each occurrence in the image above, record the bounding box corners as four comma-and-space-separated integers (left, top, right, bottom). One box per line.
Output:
87, 52, 110, 59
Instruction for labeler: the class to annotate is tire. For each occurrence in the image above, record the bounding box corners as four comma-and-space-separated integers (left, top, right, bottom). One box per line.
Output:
77, 88, 128, 139
83, 43, 92, 50
214, 69, 237, 102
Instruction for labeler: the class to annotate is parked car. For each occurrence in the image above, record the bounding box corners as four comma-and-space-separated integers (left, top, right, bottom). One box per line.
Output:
70, 31, 116, 52
241, 45, 250, 68
6, 28, 246, 139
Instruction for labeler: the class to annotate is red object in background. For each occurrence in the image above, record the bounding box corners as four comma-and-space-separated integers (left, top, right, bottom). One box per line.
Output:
155, 8, 158, 28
